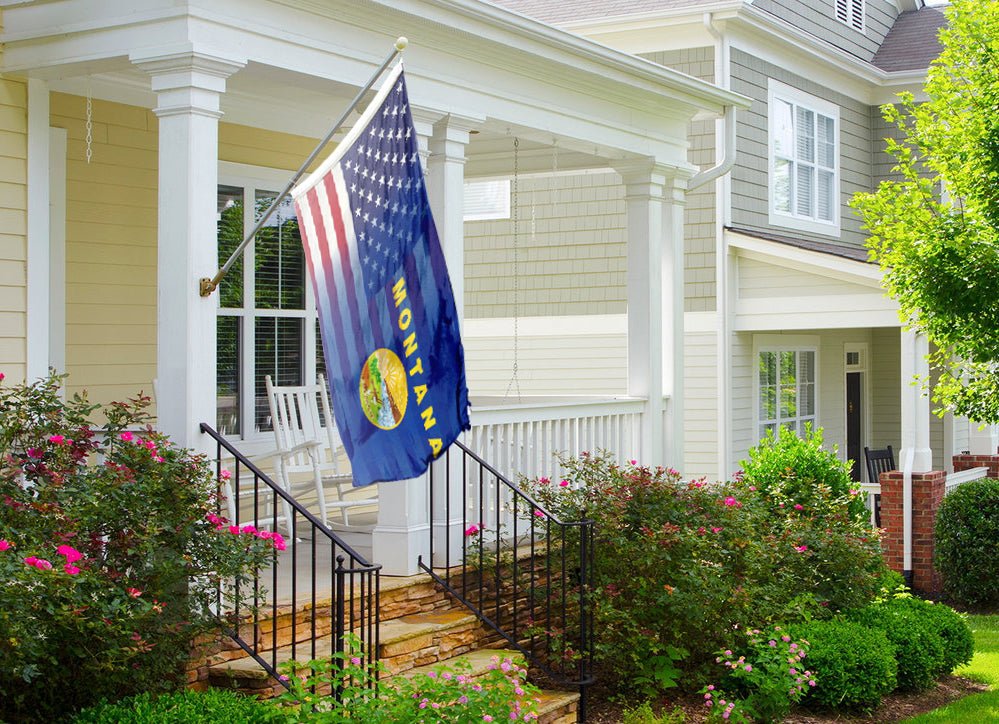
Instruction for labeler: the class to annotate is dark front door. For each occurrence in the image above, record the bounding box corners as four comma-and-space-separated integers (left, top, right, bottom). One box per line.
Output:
847, 372, 862, 481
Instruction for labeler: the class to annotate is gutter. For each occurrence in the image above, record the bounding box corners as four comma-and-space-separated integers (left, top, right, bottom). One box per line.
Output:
689, 13, 738, 191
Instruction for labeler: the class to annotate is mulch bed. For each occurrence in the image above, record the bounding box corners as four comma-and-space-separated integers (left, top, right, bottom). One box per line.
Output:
585, 675, 989, 722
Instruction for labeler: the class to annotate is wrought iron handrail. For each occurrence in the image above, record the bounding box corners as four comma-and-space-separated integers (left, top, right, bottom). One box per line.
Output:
419, 439, 594, 720
200, 423, 381, 691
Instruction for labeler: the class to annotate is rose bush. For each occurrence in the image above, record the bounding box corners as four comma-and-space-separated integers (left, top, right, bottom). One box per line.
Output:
0, 374, 276, 722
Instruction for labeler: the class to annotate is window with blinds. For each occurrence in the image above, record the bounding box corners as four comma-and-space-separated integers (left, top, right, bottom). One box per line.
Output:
464, 179, 510, 221
216, 181, 314, 438
769, 80, 840, 234
835, 0, 865, 32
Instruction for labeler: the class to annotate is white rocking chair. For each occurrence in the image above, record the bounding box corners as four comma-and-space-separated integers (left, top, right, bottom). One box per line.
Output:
265, 374, 377, 529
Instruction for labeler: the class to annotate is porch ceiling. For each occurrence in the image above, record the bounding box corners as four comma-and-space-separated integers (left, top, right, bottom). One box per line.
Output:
0, 0, 748, 171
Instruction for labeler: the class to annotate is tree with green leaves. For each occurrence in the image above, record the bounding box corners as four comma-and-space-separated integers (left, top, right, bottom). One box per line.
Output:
853, 0, 999, 423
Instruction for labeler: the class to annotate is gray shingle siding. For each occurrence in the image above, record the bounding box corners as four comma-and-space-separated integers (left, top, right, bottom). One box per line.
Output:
751, 0, 897, 62
642, 47, 718, 313
730, 47, 872, 251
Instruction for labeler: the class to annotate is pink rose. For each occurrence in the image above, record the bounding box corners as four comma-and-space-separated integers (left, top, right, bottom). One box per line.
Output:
127, 587, 142, 598
64, 564, 81, 575
464, 523, 480, 536
0, 540, 11, 551
57, 545, 83, 563
48, 435, 65, 445
559, 479, 569, 487
119, 431, 134, 442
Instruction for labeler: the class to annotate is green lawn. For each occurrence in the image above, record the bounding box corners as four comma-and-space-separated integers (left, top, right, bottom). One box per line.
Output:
903, 614, 999, 723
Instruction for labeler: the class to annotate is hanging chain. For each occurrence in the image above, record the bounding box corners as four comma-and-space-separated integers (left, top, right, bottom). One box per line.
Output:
504, 137, 522, 403
85, 80, 93, 164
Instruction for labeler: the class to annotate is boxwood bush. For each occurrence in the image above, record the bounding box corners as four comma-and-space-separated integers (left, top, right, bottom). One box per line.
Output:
73, 690, 281, 723
935, 478, 999, 606
909, 599, 974, 675
790, 619, 896, 711
848, 597, 947, 691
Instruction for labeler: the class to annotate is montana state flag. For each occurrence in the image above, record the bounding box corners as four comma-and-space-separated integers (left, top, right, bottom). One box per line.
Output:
292, 63, 470, 487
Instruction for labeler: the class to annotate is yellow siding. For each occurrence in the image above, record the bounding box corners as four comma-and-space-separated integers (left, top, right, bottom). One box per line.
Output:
51, 92, 158, 406
0, 76, 26, 383
51, 94, 320, 409
684, 331, 719, 480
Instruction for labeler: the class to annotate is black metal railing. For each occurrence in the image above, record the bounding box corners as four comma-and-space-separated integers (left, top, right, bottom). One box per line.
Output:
200, 423, 381, 692
419, 440, 594, 719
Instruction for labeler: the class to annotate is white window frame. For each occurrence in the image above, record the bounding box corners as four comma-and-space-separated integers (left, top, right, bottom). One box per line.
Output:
753, 334, 820, 442
835, 0, 866, 33
217, 161, 319, 451
767, 80, 841, 237
464, 178, 511, 221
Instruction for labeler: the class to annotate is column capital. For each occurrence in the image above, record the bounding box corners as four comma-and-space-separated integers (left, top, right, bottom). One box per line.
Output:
614, 158, 694, 201
131, 47, 246, 119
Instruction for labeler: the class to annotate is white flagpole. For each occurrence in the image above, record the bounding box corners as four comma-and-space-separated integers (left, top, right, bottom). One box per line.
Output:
200, 36, 409, 297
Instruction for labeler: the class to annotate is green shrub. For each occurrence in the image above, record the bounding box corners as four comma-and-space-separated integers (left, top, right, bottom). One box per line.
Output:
519, 439, 885, 695
740, 425, 869, 522
848, 598, 947, 691
907, 599, 974, 675
0, 375, 276, 722
935, 478, 999, 606
790, 619, 896, 711
73, 690, 281, 723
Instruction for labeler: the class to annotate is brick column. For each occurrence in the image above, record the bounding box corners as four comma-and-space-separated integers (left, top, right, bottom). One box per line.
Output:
953, 453, 999, 478
879, 469, 946, 594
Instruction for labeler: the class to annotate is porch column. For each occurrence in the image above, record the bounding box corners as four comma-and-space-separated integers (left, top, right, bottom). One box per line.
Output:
132, 49, 245, 450
969, 421, 999, 455
370, 110, 444, 576
618, 161, 689, 469
427, 114, 480, 566
899, 328, 933, 584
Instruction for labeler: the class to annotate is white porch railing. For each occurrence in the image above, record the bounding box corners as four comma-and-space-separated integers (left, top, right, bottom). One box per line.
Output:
466, 396, 646, 485
946, 466, 988, 494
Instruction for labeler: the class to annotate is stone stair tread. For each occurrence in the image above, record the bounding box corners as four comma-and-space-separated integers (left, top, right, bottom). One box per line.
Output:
209, 610, 479, 681
393, 648, 525, 680
535, 689, 581, 717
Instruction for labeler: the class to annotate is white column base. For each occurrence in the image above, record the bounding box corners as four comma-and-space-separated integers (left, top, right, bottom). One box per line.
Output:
372, 476, 429, 576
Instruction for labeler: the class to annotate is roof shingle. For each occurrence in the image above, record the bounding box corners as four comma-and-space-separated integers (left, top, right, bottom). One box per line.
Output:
872, 6, 947, 72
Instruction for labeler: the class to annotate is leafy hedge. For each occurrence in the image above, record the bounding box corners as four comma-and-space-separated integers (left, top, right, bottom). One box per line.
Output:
935, 478, 999, 606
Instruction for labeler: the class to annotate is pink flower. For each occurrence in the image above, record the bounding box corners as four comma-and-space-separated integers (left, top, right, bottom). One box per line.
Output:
57, 545, 83, 563
26, 448, 42, 459
794, 544, 808, 552
351, 656, 361, 666
534, 509, 544, 518
153, 456, 165, 463
794, 503, 804, 511
0, 540, 11, 551
711, 526, 723, 534
724, 496, 738, 507
0, 372, 5, 381
220, 469, 232, 480
628, 459, 637, 466
745, 664, 752, 672
48, 435, 65, 445
559, 479, 569, 487
272, 534, 287, 551
483, 717, 493, 723
464, 523, 480, 536
748, 485, 757, 491
119, 431, 134, 442
228, 525, 240, 535
538, 477, 550, 485
64, 564, 80, 575
30, 558, 52, 570
240, 525, 257, 535
23, 556, 38, 566
127, 587, 143, 598
256, 530, 273, 540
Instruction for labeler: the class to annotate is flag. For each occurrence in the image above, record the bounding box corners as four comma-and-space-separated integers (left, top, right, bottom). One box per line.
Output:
292, 63, 470, 487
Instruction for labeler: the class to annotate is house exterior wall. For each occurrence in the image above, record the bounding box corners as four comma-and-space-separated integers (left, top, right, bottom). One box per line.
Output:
51, 92, 158, 406
872, 103, 907, 186
53, 92, 323, 408
463, 170, 627, 320
729, 47, 873, 249
643, 47, 717, 314
731, 326, 899, 471
738, 256, 877, 298
0, 77, 26, 383
751, 0, 897, 61
684, 327, 719, 479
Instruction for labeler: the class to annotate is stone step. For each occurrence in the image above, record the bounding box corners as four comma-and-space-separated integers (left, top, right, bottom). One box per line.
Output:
207, 609, 484, 695
536, 689, 581, 724
395, 647, 526, 680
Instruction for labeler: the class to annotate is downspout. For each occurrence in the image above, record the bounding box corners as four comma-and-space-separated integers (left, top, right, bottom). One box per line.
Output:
693, 12, 735, 481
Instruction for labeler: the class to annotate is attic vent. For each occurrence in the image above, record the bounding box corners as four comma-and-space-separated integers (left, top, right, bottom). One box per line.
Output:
835, 0, 865, 32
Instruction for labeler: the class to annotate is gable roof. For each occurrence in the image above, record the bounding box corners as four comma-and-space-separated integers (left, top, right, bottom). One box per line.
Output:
726, 227, 872, 264
486, 0, 714, 25
872, 6, 948, 71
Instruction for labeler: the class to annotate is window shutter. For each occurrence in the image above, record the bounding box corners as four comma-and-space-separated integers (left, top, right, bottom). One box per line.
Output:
835, 0, 849, 23
849, 0, 864, 30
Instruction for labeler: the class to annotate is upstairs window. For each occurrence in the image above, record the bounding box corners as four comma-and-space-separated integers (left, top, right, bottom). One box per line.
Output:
835, 0, 865, 32
768, 80, 840, 236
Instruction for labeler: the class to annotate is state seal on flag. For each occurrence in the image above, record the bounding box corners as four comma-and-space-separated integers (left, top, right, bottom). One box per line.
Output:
359, 348, 408, 430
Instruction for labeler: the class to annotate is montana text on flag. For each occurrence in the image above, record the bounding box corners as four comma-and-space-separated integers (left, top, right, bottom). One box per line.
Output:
291, 64, 470, 487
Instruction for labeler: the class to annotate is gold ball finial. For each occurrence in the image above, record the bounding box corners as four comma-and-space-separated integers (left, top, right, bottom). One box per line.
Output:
395, 37, 408, 51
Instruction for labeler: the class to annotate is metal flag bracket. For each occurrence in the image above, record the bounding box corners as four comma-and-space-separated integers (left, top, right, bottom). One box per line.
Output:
199, 36, 409, 298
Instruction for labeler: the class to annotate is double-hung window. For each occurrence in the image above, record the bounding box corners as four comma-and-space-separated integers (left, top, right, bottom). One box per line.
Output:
768, 80, 839, 235
216, 165, 323, 440
757, 346, 817, 440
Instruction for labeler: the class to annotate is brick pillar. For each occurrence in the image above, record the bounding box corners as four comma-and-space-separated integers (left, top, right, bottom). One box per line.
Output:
952, 453, 999, 478
879, 469, 946, 594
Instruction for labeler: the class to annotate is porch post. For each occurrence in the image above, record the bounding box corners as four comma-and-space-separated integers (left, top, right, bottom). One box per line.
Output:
369, 110, 444, 575
132, 49, 245, 450
899, 328, 933, 585
618, 161, 688, 468
968, 421, 999, 455
427, 113, 479, 566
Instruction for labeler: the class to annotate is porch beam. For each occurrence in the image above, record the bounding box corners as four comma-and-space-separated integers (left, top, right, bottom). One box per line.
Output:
132, 49, 245, 450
